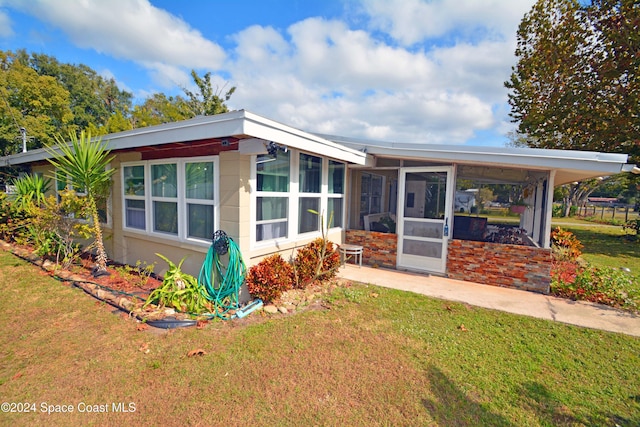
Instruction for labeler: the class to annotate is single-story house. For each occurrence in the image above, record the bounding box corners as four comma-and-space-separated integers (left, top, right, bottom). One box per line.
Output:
0, 110, 635, 295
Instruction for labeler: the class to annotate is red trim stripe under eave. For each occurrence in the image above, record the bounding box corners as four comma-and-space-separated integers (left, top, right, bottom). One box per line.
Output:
122, 138, 240, 160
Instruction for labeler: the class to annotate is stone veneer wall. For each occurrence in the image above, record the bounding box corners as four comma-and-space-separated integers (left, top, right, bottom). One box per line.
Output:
344, 230, 397, 269
447, 239, 552, 294
345, 230, 552, 294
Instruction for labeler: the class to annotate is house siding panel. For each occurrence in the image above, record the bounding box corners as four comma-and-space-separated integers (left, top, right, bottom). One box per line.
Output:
219, 151, 251, 256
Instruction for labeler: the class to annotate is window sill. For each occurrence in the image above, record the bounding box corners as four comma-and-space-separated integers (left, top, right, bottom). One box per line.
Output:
122, 229, 212, 252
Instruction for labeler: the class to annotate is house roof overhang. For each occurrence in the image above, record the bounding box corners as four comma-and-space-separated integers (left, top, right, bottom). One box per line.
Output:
320, 134, 633, 186
1, 110, 633, 186
0, 110, 369, 168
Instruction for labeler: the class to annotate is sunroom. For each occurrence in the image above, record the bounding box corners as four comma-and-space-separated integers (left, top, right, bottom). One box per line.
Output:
326, 136, 632, 294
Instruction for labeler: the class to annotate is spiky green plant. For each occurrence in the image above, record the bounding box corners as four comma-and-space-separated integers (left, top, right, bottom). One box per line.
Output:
45, 130, 115, 276
12, 174, 51, 210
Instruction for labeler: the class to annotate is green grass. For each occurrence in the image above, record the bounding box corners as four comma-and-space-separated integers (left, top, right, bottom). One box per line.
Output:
1, 250, 639, 426
555, 222, 639, 281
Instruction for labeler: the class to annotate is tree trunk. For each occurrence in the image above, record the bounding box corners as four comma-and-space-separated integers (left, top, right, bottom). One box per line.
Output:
88, 194, 109, 275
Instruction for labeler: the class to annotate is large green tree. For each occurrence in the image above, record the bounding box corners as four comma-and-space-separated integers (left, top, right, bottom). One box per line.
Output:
182, 70, 236, 116
28, 52, 133, 133
131, 93, 192, 128
0, 51, 73, 154
506, 0, 639, 164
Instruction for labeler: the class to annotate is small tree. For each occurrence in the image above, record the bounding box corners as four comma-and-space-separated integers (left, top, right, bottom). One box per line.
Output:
182, 70, 235, 117
475, 187, 495, 212
45, 130, 115, 276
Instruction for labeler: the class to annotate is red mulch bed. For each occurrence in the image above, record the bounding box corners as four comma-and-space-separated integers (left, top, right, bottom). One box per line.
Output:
69, 254, 162, 300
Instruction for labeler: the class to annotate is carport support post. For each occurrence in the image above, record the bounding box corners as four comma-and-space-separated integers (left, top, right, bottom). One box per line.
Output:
542, 170, 556, 249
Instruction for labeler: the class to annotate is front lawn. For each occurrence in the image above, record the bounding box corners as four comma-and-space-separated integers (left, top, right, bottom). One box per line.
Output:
1, 250, 638, 426
560, 224, 639, 279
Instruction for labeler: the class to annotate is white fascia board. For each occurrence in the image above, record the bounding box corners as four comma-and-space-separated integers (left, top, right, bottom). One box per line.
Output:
106, 111, 246, 151
328, 135, 629, 177
0, 110, 369, 167
0, 111, 249, 167
241, 112, 368, 165
0, 147, 49, 167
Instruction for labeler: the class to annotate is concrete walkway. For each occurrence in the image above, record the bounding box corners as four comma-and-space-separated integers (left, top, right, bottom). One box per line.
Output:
337, 264, 640, 337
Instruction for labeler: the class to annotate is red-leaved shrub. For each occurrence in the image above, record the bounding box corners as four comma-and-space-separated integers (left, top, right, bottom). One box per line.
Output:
245, 254, 293, 302
292, 238, 341, 289
550, 227, 583, 261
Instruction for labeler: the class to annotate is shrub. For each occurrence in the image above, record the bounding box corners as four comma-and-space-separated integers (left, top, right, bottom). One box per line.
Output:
245, 254, 293, 302
551, 262, 639, 312
144, 254, 211, 314
21, 191, 92, 269
0, 192, 20, 241
550, 227, 583, 261
292, 238, 341, 289
12, 174, 51, 210
550, 260, 580, 288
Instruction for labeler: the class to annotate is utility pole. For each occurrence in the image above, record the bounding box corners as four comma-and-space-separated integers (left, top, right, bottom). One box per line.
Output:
20, 127, 27, 152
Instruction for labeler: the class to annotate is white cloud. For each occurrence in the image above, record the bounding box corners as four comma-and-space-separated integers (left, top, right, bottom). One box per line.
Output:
428, 40, 520, 102
228, 13, 508, 145
142, 62, 192, 90
231, 25, 291, 68
5, 0, 225, 87
2, 0, 536, 146
287, 18, 435, 90
361, 0, 533, 46
0, 9, 13, 37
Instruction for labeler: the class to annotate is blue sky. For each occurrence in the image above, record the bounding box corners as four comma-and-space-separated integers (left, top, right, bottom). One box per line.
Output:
0, 0, 535, 147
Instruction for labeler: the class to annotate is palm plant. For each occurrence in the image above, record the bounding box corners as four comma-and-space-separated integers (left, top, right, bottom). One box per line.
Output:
46, 130, 115, 276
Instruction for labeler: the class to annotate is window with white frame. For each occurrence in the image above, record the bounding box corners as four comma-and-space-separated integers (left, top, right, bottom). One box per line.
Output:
328, 160, 345, 228
253, 149, 345, 244
185, 161, 215, 240
256, 150, 290, 241
122, 157, 218, 243
123, 164, 146, 230
152, 163, 178, 235
298, 153, 322, 234
56, 169, 110, 224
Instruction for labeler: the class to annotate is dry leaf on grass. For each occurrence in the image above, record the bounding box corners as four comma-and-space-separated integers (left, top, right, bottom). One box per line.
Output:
12, 372, 23, 380
370, 292, 379, 298
187, 348, 207, 357
196, 320, 209, 329
137, 323, 149, 331
458, 324, 468, 332
139, 342, 150, 353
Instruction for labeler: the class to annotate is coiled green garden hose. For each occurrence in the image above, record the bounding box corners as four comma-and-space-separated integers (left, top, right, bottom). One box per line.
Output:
198, 231, 247, 319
